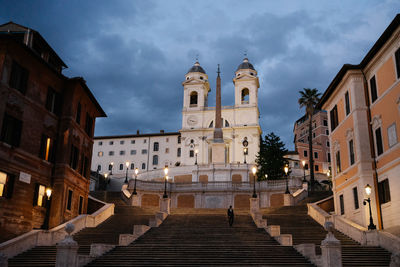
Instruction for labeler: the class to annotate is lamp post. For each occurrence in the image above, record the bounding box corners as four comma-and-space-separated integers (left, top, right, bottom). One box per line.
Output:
124, 161, 129, 184
302, 160, 306, 182
110, 162, 114, 175
284, 165, 290, 194
42, 187, 52, 230
243, 147, 248, 164
133, 168, 139, 195
195, 149, 198, 165
363, 184, 376, 230
163, 166, 169, 198
252, 166, 257, 198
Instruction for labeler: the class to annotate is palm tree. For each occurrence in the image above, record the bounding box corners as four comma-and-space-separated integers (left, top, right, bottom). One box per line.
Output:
298, 88, 321, 192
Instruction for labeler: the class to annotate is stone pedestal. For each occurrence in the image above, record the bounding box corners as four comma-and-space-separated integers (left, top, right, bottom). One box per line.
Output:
56, 237, 78, 267
321, 222, 342, 267
249, 198, 259, 214
211, 142, 226, 164
302, 182, 308, 191
160, 198, 171, 214
130, 194, 140, 206
283, 193, 294, 206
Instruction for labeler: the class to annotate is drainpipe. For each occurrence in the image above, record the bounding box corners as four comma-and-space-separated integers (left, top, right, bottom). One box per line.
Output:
361, 69, 383, 229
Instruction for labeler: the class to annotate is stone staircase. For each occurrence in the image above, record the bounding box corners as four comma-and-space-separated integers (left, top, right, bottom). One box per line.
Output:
88, 212, 315, 266
8, 191, 155, 267
261, 205, 392, 267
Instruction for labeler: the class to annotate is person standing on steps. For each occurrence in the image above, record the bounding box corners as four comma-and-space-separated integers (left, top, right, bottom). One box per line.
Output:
227, 205, 234, 227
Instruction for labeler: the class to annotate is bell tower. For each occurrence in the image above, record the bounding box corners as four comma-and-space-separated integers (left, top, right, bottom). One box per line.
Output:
182, 61, 210, 110
233, 58, 259, 107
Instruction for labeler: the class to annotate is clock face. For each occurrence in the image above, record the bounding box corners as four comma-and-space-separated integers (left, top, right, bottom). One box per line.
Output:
187, 115, 198, 126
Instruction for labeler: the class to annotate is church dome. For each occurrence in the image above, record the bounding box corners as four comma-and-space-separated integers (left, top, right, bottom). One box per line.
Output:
236, 58, 255, 71
187, 61, 206, 74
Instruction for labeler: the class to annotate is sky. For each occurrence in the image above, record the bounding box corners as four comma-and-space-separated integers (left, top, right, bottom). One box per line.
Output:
1, 0, 399, 150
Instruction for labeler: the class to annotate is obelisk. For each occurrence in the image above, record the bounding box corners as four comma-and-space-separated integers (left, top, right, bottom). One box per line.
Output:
211, 64, 226, 163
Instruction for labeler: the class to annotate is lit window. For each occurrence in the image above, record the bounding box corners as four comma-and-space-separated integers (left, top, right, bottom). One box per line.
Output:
39, 135, 55, 162
34, 184, 46, 207
98, 151, 103, 157
0, 171, 14, 198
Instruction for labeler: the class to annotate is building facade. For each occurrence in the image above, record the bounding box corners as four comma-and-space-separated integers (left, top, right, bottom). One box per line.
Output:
0, 22, 105, 240
318, 14, 400, 230
293, 110, 331, 175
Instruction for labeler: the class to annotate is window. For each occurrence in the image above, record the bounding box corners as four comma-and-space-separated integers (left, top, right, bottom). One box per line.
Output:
178, 136, 181, 144
144, 139, 147, 143
327, 152, 331, 163
314, 152, 318, 159
166, 138, 169, 142
241, 88, 249, 104
303, 150, 308, 157
353, 187, 359, 210
0, 171, 15, 198
339, 194, 345, 215
85, 113, 93, 136
345, 91, 350, 115
395, 47, 400, 78
108, 164, 113, 171
109, 151, 114, 156
45, 87, 61, 115
189, 150, 194, 157
375, 127, 383, 156
323, 120, 328, 126
78, 196, 84, 214
209, 121, 214, 128
153, 155, 158, 165
109, 141, 114, 145
69, 145, 79, 170
98, 151, 103, 157
305, 163, 309, 170
76, 102, 81, 124
33, 184, 47, 207
312, 132, 316, 138
39, 135, 56, 162
141, 163, 146, 170
120, 150, 125, 155
130, 150, 136, 155
190, 91, 198, 106
130, 163, 134, 170
120, 140, 124, 145
330, 105, 339, 131
98, 141, 103, 146
141, 149, 147, 154
0, 113, 23, 147
119, 164, 123, 170
225, 120, 230, 127
387, 123, 398, 148
370, 76, 378, 103
177, 148, 181, 157
81, 155, 89, 178
9, 61, 29, 94
378, 179, 391, 204
66, 189, 73, 211
153, 142, 159, 151
165, 148, 169, 153
336, 151, 341, 174
326, 129, 329, 135
349, 140, 355, 165
131, 140, 135, 144
315, 165, 319, 171
97, 165, 101, 171
327, 141, 330, 147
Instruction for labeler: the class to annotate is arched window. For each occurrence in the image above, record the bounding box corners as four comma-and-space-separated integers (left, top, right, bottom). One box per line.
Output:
152, 155, 158, 165
130, 163, 134, 170
119, 163, 123, 170
190, 91, 198, 106
241, 88, 249, 104
141, 163, 146, 170
225, 120, 230, 127
153, 142, 159, 151
209, 121, 213, 128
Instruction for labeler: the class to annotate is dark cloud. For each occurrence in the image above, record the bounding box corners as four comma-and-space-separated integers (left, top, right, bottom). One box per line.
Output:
1, 0, 399, 150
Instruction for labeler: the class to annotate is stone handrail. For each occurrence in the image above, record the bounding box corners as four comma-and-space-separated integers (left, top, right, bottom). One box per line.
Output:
292, 188, 308, 205
307, 197, 333, 227
0, 197, 114, 259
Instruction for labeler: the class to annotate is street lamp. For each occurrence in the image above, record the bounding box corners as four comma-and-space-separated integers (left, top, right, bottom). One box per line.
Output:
124, 161, 129, 184
163, 166, 169, 198
242, 138, 248, 164
42, 187, 52, 230
363, 184, 376, 230
110, 162, 114, 175
284, 165, 290, 194
265, 174, 268, 179
133, 168, 139, 195
252, 166, 257, 198
195, 149, 198, 165
302, 160, 307, 182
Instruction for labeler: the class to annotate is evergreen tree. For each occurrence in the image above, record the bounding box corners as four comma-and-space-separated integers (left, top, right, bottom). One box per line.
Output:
256, 132, 288, 180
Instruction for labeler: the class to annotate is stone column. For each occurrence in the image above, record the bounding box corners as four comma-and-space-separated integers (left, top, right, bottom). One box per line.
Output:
56, 223, 79, 267
321, 222, 342, 267
130, 194, 140, 207
160, 198, 171, 214
283, 193, 294, 206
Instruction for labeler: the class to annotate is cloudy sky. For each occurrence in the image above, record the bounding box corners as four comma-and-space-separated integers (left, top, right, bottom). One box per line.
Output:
1, 1, 399, 149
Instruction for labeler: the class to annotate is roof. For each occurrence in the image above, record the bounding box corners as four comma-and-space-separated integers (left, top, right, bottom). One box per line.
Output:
0, 21, 67, 68
236, 58, 255, 71
317, 14, 400, 109
94, 131, 181, 140
187, 61, 206, 74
